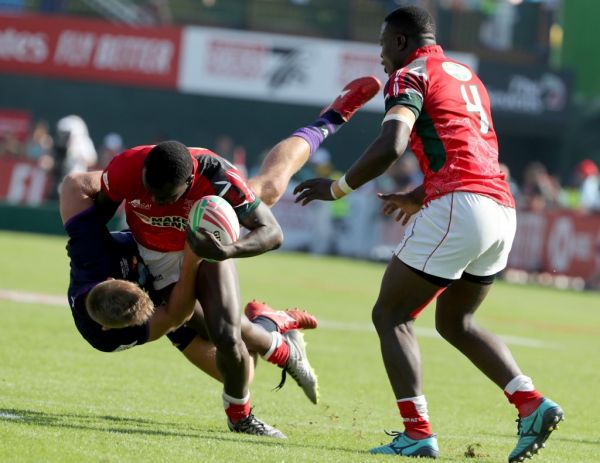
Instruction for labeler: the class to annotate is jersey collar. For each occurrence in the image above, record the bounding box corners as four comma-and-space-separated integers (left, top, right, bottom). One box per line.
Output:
403, 44, 443, 67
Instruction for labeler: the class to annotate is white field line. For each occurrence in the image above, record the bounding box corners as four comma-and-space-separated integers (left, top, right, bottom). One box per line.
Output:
0, 412, 22, 420
0, 289, 66, 306
0, 289, 555, 349
318, 319, 557, 349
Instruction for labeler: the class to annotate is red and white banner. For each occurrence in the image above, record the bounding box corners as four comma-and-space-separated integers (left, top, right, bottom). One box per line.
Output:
509, 210, 600, 280
0, 109, 31, 141
0, 14, 181, 88
179, 26, 477, 110
0, 157, 50, 206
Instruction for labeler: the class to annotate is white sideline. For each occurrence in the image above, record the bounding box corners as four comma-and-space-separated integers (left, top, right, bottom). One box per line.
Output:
0, 289, 66, 307
0, 289, 555, 349
318, 320, 557, 349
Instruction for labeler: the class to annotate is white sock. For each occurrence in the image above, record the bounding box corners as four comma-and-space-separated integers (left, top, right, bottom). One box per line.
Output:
222, 391, 250, 408
262, 331, 283, 360
504, 375, 535, 395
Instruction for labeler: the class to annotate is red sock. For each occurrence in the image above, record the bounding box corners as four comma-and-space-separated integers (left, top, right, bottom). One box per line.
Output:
223, 392, 251, 424
504, 375, 543, 417
263, 332, 290, 368
397, 396, 432, 439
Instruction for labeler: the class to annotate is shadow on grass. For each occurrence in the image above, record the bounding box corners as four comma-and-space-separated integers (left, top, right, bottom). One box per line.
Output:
0, 408, 363, 454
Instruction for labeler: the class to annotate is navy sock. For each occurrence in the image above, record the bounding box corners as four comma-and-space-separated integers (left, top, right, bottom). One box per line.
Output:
253, 316, 278, 333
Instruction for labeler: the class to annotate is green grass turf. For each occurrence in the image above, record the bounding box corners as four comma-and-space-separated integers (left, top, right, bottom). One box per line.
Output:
1, 230, 599, 462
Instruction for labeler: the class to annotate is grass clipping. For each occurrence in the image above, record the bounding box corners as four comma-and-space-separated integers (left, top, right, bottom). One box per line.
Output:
464, 443, 489, 458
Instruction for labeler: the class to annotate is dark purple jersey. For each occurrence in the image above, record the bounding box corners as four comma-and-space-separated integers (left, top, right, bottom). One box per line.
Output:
65, 206, 155, 351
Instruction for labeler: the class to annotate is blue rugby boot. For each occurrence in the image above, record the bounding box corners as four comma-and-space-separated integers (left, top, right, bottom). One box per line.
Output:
508, 397, 564, 462
370, 431, 439, 458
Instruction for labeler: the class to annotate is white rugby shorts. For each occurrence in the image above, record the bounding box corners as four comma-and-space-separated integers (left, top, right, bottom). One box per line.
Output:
136, 244, 184, 290
395, 192, 516, 281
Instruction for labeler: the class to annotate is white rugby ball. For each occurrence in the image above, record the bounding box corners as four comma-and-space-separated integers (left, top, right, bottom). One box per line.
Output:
188, 195, 240, 245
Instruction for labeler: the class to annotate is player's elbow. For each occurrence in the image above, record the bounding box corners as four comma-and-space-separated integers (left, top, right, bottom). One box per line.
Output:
269, 223, 284, 251
385, 136, 408, 159
256, 179, 283, 207
59, 173, 84, 200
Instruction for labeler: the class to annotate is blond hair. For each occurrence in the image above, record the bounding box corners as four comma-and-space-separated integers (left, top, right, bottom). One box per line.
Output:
86, 280, 154, 328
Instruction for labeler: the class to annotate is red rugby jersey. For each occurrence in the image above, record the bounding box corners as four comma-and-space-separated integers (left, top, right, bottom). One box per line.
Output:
101, 145, 259, 252
384, 45, 514, 208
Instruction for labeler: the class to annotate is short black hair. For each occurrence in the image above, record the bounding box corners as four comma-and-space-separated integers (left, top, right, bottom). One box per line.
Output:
385, 6, 436, 37
144, 140, 193, 189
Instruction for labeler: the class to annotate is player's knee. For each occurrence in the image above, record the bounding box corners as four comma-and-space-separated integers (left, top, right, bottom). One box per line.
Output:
258, 180, 283, 207
435, 315, 471, 344
371, 302, 397, 334
212, 331, 243, 355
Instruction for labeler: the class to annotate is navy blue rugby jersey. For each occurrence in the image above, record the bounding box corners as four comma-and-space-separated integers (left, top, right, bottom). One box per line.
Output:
65, 206, 154, 315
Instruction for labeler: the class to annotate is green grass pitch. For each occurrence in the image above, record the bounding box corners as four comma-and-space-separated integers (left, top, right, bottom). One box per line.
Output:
0, 231, 599, 462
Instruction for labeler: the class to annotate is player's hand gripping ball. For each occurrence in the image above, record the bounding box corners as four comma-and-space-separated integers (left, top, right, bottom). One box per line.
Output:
188, 195, 240, 245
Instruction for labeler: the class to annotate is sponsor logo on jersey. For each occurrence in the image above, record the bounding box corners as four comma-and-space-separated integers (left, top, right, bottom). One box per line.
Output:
129, 199, 152, 210
133, 211, 188, 230
442, 61, 472, 82
119, 257, 130, 278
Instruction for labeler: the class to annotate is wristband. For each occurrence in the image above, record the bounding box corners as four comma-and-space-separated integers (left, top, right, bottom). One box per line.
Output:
337, 174, 354, 195
330, 174, 354, 200
382, 113, 415, 130
330, 181, 345, 200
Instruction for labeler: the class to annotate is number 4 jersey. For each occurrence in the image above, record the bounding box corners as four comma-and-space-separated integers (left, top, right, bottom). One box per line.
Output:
384, 45, 514, 208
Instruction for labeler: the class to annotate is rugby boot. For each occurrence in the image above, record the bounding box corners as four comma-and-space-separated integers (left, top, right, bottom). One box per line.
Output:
276, 330, 319, 404
228, 412, 287, 439
370, 431, 439, 458
508, 397, 564, 462
320, 75, 382, 122
244, 300, 318, 333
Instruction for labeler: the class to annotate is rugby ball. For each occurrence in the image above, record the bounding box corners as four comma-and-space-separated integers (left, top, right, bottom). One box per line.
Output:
188, 195, 240, 245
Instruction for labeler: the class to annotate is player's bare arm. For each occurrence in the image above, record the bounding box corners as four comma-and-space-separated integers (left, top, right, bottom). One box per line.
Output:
294, 105, 416, 205
186, 201, 283, 261
59, 171, 103, 223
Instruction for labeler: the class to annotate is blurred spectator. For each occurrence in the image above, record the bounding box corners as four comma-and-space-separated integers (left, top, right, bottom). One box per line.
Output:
479, 1, 516, 51
97, 132, 124, 169
519, 161, 564, 211
386, 150, 423, 192
25, 120, 53, 162
40, 0, 64, 13
574, 159, 600, 213
214, 133, 248, 177
499, 162, 520, 204
141, 0, 173, 25
0, 133, 24, 158
45, 115, 97, 200
0, 0, 24, 12
215, 134, 235, 161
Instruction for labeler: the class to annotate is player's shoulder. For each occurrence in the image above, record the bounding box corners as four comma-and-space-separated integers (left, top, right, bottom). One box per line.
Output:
188, 146, 218, 157
429, 54, 478, 83
119, 145, 153, 159
107, 145, 152, 168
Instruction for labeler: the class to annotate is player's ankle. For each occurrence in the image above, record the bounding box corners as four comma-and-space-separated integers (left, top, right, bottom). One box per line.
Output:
404, 429, 432, 440
318, 110, 345, 126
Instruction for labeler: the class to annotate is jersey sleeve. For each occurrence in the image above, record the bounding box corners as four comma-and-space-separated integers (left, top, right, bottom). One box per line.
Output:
196, 153, 260, 219
100, 146, 146, 203
384, 62, 428, 118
